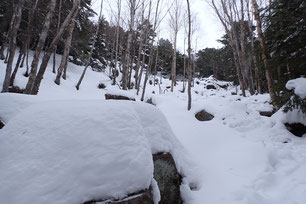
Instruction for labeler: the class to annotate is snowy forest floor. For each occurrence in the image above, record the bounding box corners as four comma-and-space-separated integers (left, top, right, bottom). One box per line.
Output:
1, 51, 306, 204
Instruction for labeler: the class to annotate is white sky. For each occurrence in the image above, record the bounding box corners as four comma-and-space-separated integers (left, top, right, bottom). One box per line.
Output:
91, 0, 224, 52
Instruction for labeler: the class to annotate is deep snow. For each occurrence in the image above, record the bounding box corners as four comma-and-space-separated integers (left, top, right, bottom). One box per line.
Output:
0, 51, 306, 204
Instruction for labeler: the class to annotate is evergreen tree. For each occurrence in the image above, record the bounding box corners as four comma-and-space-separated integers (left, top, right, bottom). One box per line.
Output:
265, 0, 306, 112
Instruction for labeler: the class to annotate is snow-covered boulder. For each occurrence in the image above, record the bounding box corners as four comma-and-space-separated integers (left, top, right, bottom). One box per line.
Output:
0, 100, 154, 204
0, 100, 196, 204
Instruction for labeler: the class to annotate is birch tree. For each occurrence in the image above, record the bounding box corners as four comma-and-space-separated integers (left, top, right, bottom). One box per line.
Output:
186, 0, 192, 110
24, 0, 57, 94
251, 0, 277, 105
75, 0, 103, 90
30, 0, 81, 94
169, 0, 182, 92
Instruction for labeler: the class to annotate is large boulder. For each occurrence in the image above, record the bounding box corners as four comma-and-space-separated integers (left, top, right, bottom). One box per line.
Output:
195, 110, 214, 121
206, 84, 216, 90
153, 153, 182, 204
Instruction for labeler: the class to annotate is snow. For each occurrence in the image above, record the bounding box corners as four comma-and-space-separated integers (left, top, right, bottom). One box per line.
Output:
0, 100, 154, 204
286, 77, 306, 99
1, 49, 306, 204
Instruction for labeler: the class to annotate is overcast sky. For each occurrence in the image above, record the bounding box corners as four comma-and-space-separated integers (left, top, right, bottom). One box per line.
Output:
91, 0, 224, 52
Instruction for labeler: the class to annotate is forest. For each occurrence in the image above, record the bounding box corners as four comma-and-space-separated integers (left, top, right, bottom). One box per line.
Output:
0, 0, 305, 111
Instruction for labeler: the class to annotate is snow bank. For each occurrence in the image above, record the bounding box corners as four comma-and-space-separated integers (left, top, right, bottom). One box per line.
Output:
0, 100, 154, 204
286, 77, 306, 99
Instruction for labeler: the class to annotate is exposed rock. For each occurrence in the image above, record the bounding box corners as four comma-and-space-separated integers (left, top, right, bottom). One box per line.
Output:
206, 84, 216, 90
196, 81, 200, 85
231, 92, 237, 95
98, 83, 106, 89
105, 94, 136, 101
259, 110, 276, 117
9, 86, 24, 93
146, 98, 156, 106
195, 110, 214, 121
153, 153, 182, 204
84, 188, 154, 204
0, 119, 4, 129
218, 84, 228, 89
285, 123, 306, 137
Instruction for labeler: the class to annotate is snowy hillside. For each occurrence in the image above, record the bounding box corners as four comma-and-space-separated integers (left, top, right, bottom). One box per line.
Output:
0, 53, 306, 204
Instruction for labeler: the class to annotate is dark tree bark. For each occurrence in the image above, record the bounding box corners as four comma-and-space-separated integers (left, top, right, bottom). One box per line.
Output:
252, 0, 277, 106
122, 0, 137, 90
30, 0, 81, 94
187, 0, 192, 110
24, 0, 57, 94
55, 7, 78, 85
2, 0, 25, 92
75, 0, 102, 90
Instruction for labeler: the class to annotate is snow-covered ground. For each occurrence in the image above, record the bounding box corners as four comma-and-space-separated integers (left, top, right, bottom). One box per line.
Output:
0, 51, 306, 204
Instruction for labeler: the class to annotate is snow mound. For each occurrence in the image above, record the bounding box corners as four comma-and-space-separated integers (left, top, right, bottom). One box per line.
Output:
286, 77, 306, 99
0, 100, 154, 204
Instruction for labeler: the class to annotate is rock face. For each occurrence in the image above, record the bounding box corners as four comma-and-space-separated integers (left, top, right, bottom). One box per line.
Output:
153, 153, 182, 204
285, 123, 306, 137
84, 188, 154, 204
195, 110, 214, 121
105, 94, 136, 101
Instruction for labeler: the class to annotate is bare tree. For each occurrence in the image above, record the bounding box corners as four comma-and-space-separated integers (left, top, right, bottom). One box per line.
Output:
24, 0, 57, 94
246, 0, 262, 94
54, 3, 79, 85
121, 0, 140, 90
75, 0, 103, 90
140, 0, 162, 101
10, 0, 40, 86
112, 0, 122, 85
169, 0, 182, 92
30, 0, 81, 94
52, 0, 62, 74
251, 0, 277, 105
2, 0, 25, 93
186, 0, 192, 110
210, 0, 246, 96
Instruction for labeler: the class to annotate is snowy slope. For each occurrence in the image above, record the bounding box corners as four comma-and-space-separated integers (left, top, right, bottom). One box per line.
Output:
1, 50, 306, 204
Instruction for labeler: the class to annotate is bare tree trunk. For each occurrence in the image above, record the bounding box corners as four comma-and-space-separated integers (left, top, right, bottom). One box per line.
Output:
153, 43, 159, 86
186, 0, 192, 110
30, 0, 81, 94
53, 0, 62, 74
122, 0, 137, 90
141, 0, 161, 101
24, 0, 57, 94
246, 0, 262, 94
2, 0, 25, 92
75, 0, 103, 90
55, 8, 77, 85
211, 0, 246, 96
170, 0, 181, 92
134, 0, 149, 90
9, 51, 23, 86
112, 0, 122, 85
252, 0, 277, 105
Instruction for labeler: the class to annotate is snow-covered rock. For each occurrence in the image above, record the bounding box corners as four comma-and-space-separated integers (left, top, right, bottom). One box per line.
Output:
0, 100, 154, 204
286, 77, 306, 99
